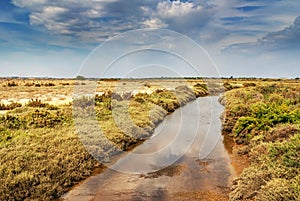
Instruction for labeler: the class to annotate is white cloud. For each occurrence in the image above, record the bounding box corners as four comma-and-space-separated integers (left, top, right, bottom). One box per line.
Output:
143, 18, 167, 29
156, 1, 202, 17
29, 6, 68, 28
225, 16, 300, 53
10, 0, 300, 54
11, 0, 153, 42
260, 16, 300, 49
43, 6, 67, 16
145, 0, 215, 37
11, 0, 48, 9
84, 9, 103, 18
3, 0, 300, 78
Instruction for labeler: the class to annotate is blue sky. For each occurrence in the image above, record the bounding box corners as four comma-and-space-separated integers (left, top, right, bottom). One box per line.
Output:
0, 0, 299, 78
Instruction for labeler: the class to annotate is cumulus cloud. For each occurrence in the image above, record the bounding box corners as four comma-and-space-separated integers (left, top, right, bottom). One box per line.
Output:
225, 16, 300, 53
11, 0, 145, 42
11, 0, 217, 43
10, 0, 300, 51
3, 0, 300, 78
143, 0, 215, 35
259, 16, 300, 50
142, 18, 167, 29
156, 1, 203, 17
11, 0, 48, 9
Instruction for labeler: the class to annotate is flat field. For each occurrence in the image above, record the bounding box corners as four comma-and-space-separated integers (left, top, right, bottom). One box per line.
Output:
0, 77, 299, 200
0, 78, 210, 200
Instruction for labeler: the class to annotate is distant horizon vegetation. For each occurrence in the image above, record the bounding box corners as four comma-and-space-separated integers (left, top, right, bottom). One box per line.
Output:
0, 75, 299, 80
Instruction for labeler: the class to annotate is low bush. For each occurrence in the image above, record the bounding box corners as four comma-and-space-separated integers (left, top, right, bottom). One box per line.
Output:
73, 96, 94, 109
30, 109, 65, 128
233, 100, 300, 144
24, 82, 34, 87
230, 134, 300, 201
27, 99, 48, 107
223, 83, 300, 201
0, 102, 22, 110
7, 81, 18, 87
193, 83, 208, 90
0, 126, 98, 201
243, 82, 256, 87
44, 82, 55, 87
0, 115, 26, 130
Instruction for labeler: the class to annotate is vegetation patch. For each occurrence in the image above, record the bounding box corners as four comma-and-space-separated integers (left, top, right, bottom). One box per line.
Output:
0, 102, 22, 110
221, 82, 300, 200
0, 81, 209, 200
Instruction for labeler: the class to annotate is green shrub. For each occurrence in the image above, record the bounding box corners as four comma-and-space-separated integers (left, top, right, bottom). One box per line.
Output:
230, 134, 300, 201
30, 109, 65, 128
0, 115, 26, 130
234, 117, 257, 135
258, 84, 278, 96
224, 83, 300, 200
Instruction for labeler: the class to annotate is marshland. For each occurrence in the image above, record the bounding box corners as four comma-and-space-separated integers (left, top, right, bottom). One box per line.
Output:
0, 77, 299, 200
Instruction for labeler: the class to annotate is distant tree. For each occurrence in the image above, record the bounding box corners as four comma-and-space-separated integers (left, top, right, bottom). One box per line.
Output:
75, 75, 86, 80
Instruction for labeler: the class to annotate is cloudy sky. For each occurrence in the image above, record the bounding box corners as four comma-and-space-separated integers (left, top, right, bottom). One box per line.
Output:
0, 0, 299, 78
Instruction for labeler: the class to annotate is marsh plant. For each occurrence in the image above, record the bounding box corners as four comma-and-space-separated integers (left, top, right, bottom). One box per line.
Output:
222, 83, 300, 201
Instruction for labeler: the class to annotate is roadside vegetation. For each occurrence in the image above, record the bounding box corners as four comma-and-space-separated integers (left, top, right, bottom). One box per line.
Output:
221, 81, 300, 201
0, 79, 209, 200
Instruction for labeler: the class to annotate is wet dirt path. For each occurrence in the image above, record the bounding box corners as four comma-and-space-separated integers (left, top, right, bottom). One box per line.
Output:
62, 96, 237, 201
